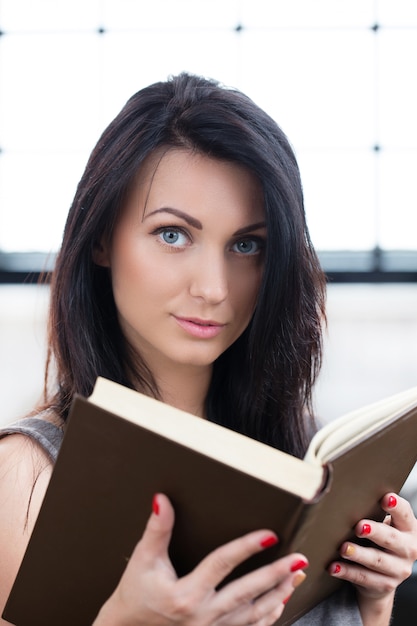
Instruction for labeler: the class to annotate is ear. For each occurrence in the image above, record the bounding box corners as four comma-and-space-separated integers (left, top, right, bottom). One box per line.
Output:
92, 237, 111, 268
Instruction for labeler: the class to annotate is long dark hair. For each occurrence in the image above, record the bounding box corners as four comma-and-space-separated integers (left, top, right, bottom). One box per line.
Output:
45, 73, 326, 457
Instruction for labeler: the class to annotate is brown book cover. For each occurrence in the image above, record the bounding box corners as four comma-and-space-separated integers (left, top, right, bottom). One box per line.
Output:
4, 378, 417, 626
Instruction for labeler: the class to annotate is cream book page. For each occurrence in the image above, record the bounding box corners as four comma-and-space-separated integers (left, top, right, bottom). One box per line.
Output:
305, 386, 417, 465
89, 377, 325, 501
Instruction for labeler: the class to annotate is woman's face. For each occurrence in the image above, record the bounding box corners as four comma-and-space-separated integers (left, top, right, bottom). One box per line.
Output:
98, 149, 265, 378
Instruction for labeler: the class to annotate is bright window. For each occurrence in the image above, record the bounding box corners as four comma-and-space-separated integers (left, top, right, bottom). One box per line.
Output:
0, 0, 416, 275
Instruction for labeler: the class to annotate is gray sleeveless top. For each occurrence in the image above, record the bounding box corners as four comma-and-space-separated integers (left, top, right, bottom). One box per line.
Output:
0, 417, 64, 463
0, 418, 363, 625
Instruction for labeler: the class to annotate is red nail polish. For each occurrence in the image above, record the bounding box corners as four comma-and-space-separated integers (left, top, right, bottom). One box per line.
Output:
260, 535, 278, 548
361, 523, 371, 536
388, 495, 397, 508
152, 494, 160, 515
283, 595, 291, 605
290, 558, 309, 572
332, 564, 341, 574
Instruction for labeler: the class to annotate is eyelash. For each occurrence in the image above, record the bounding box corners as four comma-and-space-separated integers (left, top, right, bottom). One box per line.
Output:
152, 226, 265, 256
153, 226, 190, 248
231, 237, 264, 255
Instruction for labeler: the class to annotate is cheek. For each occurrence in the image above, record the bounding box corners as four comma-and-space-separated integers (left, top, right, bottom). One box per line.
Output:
109, 242, 151, 304
110, 243, 181, 309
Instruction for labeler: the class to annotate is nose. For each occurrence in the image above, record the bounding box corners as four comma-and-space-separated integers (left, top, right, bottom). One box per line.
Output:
189, 249, 229, 304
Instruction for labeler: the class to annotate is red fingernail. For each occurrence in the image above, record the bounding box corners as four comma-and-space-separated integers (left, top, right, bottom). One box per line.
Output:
290, 558, 309, 572
361, 523, 371, 536
388, 495, 397, 508
152, 494, 160, 515
332, 564, 341, 574
260, 535, 278, 548
283, 595, 291, 605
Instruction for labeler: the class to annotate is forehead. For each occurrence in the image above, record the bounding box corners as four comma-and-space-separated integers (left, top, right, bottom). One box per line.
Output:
130, 148, 264, 220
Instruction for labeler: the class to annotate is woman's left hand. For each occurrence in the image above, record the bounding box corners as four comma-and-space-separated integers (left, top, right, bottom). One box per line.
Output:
329, 493, 417, 625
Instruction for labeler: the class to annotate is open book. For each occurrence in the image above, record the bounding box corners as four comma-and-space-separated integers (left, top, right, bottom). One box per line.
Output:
4, 378, 417, 626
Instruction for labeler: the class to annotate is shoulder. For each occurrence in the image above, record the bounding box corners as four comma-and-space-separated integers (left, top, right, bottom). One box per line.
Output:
0, 425, 53, 508
0, 411, 64, 464
0, 411, 61, 538
0, 433, 53, 621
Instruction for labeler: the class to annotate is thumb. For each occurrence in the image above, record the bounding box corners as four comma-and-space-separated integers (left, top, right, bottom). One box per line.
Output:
138, 493, 176, 560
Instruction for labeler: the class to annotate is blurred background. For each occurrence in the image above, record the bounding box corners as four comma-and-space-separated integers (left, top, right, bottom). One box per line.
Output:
0, 0, 416, 425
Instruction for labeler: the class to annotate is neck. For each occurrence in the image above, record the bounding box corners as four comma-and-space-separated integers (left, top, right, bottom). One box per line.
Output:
148, 364, 212, 419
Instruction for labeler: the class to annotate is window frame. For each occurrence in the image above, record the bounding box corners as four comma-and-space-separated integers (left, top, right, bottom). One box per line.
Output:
1, 249, 417, 284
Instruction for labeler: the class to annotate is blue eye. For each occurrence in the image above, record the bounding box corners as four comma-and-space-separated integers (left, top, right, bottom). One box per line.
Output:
233, 239, 262, 255
158, 228, 188, 246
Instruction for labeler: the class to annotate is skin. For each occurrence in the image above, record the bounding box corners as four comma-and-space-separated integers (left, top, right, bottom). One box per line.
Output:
0, 435, 52, 624
95, 149, 267, 416
1, 149, 417, 625
329, 493, 417, 623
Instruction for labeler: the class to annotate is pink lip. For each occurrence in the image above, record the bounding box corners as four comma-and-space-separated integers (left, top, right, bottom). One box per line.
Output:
173, 316, 225, 339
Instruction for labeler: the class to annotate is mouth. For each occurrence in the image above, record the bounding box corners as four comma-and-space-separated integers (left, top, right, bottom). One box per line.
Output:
173, 316, 225, 338
179, 317, 224, 327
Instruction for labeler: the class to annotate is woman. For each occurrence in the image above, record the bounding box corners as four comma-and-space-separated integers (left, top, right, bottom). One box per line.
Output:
1, 73, 416, 626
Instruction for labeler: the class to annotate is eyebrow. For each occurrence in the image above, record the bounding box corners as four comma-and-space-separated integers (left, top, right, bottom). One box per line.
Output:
144, 207, 266, 236
144, 207, 202, 229
234, 221, 267, 236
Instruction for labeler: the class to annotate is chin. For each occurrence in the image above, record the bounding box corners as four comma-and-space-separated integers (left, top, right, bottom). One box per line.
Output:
171, 350, 222, 368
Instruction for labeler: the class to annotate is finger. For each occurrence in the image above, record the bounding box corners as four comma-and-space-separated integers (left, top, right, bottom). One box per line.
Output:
186, 530, 280, 591
218, 553, 308, 608
337, 540, 398, 576
133, 493, 175, 562
248, 571, 306, 622
215, 560, 307, 626
380, 493, 417, 532
220, 584, 290, 626
354, 514, 415, 560
355, 518, 400, 555
328, 559, 398, 595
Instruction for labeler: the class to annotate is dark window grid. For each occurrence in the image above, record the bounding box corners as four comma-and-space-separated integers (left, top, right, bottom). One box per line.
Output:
0, 20, 416, 283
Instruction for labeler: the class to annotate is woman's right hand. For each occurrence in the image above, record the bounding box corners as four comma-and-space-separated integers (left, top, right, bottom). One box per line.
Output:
94, 493, 308, 626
